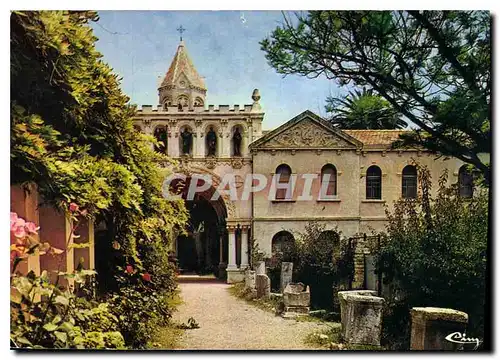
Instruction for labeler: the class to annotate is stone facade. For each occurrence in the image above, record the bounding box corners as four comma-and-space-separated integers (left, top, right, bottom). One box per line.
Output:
134, 40, 475, 285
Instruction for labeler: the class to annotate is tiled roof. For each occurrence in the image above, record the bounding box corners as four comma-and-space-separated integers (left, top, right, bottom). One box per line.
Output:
160, 41, 206, 90
343, 130, 409, 146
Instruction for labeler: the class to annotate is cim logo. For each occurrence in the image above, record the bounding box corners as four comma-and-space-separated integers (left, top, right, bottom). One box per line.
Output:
445, 332, 482, 350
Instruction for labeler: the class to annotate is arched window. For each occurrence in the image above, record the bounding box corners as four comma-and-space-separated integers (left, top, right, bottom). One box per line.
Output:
366, 165, 382, 199
194, 97, 204, 107
275, 164, 292, 200
177, 95, 189, 107
163, 96, 172, 108
402, 165, 417, 199
458, 165, 474, 198
321, 164, 337, 197
271, 231, 294, 256
153, 126, 168, 154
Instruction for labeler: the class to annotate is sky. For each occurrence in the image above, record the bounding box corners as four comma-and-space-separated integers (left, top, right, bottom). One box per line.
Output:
91, 11, 345, 130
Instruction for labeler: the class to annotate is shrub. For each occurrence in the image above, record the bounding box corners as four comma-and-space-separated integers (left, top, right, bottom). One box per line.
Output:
264, 223, 356, 310
374, 166, 488, 350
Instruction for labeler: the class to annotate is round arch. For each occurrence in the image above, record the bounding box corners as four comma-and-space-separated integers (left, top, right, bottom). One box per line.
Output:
168, 174, 228, 275
271, 230, 295, 256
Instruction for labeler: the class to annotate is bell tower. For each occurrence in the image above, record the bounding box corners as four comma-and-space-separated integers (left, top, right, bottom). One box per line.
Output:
158, 34, 207, 109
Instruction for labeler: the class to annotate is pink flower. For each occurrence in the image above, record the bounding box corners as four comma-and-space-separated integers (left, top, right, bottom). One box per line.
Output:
15, 217, 26, 228
126, 265, 134, 274
142, 273, 151, 282
69, 203, 79, 212
12, 225, 26, 239
25, 222, 39, 234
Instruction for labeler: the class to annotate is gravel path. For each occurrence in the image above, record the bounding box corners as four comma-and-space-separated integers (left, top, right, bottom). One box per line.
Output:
171, 280, 331, 350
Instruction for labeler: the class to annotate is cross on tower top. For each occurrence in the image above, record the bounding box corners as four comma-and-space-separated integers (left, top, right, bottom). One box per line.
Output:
176, 25, 186, 41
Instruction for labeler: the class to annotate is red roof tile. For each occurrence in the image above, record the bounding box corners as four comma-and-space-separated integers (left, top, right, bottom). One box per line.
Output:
343, 130, 409, 146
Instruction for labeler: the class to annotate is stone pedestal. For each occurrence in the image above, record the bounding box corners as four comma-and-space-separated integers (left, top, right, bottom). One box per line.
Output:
338, 290, 384, 346
226, 268, 245, 284
280, 262, 293, 293
256, 274, 271, 300
410, 307, 468, 351
282, 283, 310, 318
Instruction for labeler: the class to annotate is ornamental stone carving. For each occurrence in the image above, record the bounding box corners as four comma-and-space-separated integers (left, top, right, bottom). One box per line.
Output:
231, 158, 243, 169
265, 119, 353, 148
206, 158, 217, 169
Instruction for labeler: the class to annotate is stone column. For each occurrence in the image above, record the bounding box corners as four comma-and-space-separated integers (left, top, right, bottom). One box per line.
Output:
168, 128, 178, 157
195, 130, 203, 158
226, 225, 237, 270
220, 131, 229, 157
240, 225, 249, 270
242, 129, 249, 157
410, 307, 469, 350
217, 230, 226, 280
219, 235, 223, 264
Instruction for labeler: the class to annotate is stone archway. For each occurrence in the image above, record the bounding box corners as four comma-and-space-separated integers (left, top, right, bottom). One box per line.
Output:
168, 174, 228, 276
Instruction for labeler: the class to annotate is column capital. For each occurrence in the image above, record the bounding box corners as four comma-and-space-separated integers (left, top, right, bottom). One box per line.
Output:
226, 224, 238, 232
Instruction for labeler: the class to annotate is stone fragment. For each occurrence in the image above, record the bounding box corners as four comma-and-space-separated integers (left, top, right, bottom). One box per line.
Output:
244, 269, 256, 291
338, 290, 384, 346
255, 274, 271, 299
255, 261, 266, 275
280, 262, 293, 293
410, 307, 468, 351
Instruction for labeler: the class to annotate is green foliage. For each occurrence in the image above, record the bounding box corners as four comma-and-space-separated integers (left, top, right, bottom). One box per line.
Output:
304, 325, 341, 348
11, 10, 188, 349
326, 88, 406, 129
10, 222, 125, 349
374, 165, 488, 350
261, 11, 491, 182
266, 223, 356, 310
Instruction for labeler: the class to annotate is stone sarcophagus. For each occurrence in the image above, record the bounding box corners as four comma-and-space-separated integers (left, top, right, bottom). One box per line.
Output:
282, 283, 310, 318
410, 307, 469, 351
338, 290, 384, 346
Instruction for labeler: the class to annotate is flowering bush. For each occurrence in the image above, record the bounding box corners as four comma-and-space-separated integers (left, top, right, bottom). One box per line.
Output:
10, 207, 125, 349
